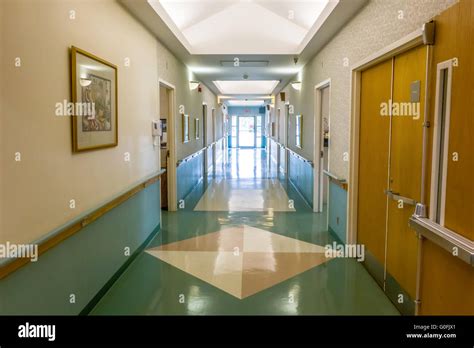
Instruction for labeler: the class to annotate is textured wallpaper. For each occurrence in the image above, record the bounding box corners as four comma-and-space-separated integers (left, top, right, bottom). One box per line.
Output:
278, 0, 458, 179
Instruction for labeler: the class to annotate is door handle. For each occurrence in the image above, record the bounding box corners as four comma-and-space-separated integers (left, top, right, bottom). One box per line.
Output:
385, 190, 417, 206
384, 189, 400, 196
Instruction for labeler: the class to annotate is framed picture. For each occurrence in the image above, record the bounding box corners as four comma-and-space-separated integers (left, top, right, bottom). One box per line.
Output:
71, 46, 118, 152
182, 114, 190, 143
295, 114, 303, 148
195, 118, 200, 140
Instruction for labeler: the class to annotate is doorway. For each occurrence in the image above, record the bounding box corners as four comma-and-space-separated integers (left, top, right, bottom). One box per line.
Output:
159, 79, 177, 211
230, 115, 264, 148
352, 43, 427, 315
314, 80, 331, 214
239, 116, 256, 147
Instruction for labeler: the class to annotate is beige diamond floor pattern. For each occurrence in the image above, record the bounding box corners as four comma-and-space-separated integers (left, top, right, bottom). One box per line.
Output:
146, 225, 333, 299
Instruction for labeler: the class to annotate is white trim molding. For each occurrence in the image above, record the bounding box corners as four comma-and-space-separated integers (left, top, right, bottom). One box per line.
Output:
313, 79, 331, 214
429, 59, 454, 226
159, 78, 178, 211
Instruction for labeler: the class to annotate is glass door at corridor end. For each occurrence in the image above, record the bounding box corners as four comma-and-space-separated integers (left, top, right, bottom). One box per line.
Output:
238, 116, 256, 147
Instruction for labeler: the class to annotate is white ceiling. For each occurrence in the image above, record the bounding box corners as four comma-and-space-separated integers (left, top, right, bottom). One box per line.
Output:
214, 80, 280, 94
120, 0, 368, 96
149, 0, 334, 55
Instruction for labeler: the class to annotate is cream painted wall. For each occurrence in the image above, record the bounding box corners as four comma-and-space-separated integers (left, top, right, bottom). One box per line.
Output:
153, 42, 218, 158
276, 0, 457, 179
0, 0, 217, 245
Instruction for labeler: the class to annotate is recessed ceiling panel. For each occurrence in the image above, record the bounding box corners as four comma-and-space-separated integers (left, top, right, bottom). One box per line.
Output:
148, 0, 336, 54
214, 80, 280, 94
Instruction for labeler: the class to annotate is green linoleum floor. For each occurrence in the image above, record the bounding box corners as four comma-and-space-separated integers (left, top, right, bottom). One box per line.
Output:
90, 149, 399, 315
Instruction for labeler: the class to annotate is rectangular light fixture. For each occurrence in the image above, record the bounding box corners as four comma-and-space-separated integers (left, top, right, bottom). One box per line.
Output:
220, 60, 269, 67
213, 80, 279, 94
227, 100, 265, 107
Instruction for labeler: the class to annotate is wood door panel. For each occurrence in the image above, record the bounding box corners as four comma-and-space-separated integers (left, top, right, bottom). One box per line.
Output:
357, 60, 392, 265
420, 0, 474, 315
386, 46, 426, 299
439, 0, 474, 239
386, 201, 418, 298
390, 46, 426, 199
419, 240, 474, 315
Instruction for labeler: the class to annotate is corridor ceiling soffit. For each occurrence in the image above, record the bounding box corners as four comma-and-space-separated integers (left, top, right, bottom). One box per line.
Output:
119, 0, 368, 95
148, 0, 335, 55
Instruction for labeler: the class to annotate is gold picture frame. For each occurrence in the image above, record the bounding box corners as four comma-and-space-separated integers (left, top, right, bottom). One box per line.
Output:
71, 46, 118, 152
295, 114, 303, 148
182, 114, 190, 143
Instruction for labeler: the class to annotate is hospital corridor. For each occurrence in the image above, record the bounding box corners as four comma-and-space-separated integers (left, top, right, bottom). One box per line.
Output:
0, 0, 473, 345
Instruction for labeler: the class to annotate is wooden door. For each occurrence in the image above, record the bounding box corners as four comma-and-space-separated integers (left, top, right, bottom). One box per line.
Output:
386, 46, 426, 303
358, 47, 428, 314
357, 59, 392, 268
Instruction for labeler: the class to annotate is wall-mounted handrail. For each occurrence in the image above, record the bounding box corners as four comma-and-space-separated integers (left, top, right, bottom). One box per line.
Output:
207, 136, 225, 149
409, 216, 474, 266
287, 148, 313, 167
269, 138, 286, 150
176, 137, 225, 167
176, 148, 205, 167
323, 170, 348, 191
0, 169, 166, 279
323, 170, 346, 183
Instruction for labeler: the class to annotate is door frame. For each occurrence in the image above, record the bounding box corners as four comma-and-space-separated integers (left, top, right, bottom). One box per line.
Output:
429, 59, 454, 226
313, 78, 331, 214
276, 108, 281, 174
159, 78, 177, 212
202, 103, 208, 176
212, 107, 217, 174
348, 28, 424, 244
283, 102, 290, 177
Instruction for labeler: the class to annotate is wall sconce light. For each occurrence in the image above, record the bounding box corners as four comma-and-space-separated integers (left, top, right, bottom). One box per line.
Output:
189, 81, 200, 90
80, 78, 92, 87
291, 81, 302, 91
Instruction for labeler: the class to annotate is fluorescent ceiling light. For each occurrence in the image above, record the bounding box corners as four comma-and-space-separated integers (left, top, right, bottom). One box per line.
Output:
213, 80, 279, 94
219, 95, 272, 100
227, 100, 265, 107
220, 60, 269, 67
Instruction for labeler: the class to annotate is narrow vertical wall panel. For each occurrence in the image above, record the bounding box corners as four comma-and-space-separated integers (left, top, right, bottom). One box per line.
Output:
357, 60, 392, 266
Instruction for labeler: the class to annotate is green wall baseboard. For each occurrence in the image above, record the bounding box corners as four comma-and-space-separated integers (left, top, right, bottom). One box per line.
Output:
79, 222, 161, 315
0, 180, 161, 315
